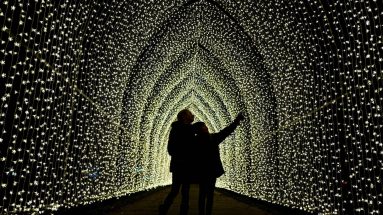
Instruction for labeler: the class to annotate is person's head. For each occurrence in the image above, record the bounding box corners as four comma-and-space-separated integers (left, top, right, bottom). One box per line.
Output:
193, 121, 209, 135
177, 109, 194, 124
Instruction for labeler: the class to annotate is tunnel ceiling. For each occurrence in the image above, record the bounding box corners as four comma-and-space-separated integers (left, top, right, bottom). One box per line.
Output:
0, 0, 382, 214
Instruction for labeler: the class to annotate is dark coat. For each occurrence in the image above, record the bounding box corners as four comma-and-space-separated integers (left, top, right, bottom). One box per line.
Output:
167, 121, 195, 174
196, 121, 239, 179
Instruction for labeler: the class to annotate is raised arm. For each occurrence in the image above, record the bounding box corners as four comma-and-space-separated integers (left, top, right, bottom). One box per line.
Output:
213, 113, 244, 144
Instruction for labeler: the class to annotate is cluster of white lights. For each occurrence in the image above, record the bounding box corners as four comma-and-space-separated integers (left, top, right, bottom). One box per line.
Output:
0, 0, 382, 214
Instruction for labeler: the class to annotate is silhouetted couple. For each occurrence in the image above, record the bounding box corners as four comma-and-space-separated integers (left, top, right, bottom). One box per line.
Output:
159, 109, 244, 215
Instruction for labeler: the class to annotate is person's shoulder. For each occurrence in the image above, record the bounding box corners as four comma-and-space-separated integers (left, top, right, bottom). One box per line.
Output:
171, 121, 181, 128
210, 133, 221, 142
171, 121, 190, 133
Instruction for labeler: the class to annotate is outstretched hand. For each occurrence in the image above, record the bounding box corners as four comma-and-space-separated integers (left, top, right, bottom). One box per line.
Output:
234, 112, 244, 124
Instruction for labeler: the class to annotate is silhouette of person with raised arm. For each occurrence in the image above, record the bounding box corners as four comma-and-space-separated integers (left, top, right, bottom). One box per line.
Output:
193, 113, 244, 215
159, 109, 195, 215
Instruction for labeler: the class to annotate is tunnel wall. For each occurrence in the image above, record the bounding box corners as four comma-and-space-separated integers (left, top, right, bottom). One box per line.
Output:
0, 0, 382, 214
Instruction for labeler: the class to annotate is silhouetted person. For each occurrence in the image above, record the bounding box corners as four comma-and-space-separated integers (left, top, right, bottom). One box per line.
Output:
193, 113, 244, 215
159, 109, 195, 215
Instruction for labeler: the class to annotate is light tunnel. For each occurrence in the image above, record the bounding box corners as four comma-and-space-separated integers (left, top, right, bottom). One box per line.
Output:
0, 0, 382, 214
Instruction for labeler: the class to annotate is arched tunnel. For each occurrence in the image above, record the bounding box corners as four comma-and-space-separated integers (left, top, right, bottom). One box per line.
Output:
0, 0, 382, 214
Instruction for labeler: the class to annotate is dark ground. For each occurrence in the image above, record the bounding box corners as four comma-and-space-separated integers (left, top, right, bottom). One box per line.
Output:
54, 185, 313, 215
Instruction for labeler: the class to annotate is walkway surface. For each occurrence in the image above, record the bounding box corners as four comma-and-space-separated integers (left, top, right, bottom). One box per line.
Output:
57, 185, 310, 215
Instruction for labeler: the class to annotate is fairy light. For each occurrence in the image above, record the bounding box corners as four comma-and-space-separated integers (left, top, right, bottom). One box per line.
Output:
0, 0, 382, 214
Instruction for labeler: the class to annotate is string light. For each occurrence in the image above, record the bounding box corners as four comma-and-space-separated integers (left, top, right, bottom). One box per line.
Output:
0, 0, 382, 214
